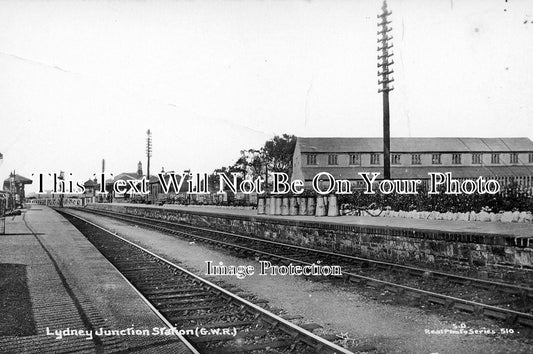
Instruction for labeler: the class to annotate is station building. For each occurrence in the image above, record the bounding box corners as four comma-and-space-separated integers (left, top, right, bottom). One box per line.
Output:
291, 137, 533, 190
112, 161, 158, 202
2, 173, 33, 208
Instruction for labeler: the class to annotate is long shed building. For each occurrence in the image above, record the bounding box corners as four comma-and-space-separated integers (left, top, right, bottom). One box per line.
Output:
291, 137, 533, 189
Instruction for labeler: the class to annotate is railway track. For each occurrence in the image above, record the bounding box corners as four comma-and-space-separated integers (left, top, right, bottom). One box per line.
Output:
69, 206, 533, 333
57, 209, 353, 354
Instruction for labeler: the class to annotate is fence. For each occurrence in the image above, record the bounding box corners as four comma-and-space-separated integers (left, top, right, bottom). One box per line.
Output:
27, 198, 84, 207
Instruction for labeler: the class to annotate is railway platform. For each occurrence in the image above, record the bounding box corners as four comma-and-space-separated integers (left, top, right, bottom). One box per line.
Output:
0, 205, 195, 353
113, 203, 533, 237
89, 203, 533, 283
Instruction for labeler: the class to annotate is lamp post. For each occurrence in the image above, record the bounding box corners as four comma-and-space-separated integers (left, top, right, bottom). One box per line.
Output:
10, 171, 15, 210
183, 169, 191, 205
59, 171, 65, 208
260, 147, 269, 193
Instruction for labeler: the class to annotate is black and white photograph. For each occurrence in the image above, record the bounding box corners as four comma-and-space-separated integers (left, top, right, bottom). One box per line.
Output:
1, 0, 532, 353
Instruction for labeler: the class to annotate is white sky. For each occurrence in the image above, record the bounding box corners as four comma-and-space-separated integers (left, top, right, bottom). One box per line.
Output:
0, 0, 532, 192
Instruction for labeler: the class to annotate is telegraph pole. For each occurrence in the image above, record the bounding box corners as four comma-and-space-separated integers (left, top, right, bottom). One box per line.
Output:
146, 129, 152, 202
377, 0, 394, 180
101, 159, 105, 202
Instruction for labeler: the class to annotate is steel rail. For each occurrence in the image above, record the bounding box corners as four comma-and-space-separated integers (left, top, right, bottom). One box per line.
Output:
71, 207, 533, 329
58, 208, 354, 354
79, 206, 533, 294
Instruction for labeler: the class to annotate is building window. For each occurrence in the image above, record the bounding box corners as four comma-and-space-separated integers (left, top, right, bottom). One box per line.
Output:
349, 153, 360, 165
306, 154, 317, 165
529, 153, 533, 163
510, 153, 518, 164
411, 154, 421, 165
327, 154, 338, 165
432, 154, 441, 164
472, 153, 482, 164
452, 153, 461, 164
370, 153, 380, 165
491, 153, 500, 164
391, 154, 401, 165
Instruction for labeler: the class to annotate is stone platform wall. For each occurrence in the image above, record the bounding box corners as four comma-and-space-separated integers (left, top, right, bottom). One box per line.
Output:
86, 204, 532, 282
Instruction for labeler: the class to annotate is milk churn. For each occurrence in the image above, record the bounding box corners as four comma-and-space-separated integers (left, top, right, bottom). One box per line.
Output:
327, 194, 339, 217
281, 197, 290, 216
298, 196, 307, 215
307, 196, 315, 216
289, 197, 298, 216
315, 195, 326, 216
257, 196, 265, 214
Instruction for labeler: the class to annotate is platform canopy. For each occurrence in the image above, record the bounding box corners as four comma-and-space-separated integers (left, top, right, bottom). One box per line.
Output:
3, 174, 33, 191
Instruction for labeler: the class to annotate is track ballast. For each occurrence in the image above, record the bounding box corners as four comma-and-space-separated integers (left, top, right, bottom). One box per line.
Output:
57, 209, 353, 354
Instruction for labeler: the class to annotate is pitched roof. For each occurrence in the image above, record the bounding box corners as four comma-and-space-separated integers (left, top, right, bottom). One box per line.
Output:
84, 179, 98, 187
113, 173, 158, 183
297, 137, 533, 153
300, 165, 533, 181
3, 174, 33, 184
113, 172, 141, 182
